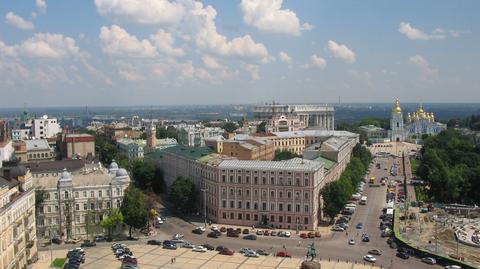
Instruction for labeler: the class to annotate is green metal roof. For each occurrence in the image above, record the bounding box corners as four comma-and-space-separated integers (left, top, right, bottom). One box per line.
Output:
314, 156, 336, 170
162, 145, 214, 160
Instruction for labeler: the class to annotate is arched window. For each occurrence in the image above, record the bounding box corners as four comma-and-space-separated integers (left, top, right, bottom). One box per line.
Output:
64, 191, 69, 199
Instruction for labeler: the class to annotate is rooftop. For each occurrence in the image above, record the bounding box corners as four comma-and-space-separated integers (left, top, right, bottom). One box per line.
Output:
358, 125, 385, 131
66, 133, 95, 138
25, 139, 52, 151
163, 145, 214, 160
218, 157, 323, 172
314, 156, 336, 170
272, 130, 359, 138
32, 166, 117, 189
321, 136, 350, 151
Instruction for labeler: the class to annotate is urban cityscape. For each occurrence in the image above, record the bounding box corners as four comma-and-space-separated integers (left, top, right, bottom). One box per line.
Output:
1, 1, 479, 269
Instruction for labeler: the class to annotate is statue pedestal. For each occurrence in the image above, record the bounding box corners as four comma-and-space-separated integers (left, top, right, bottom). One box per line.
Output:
300, 260, 321, 269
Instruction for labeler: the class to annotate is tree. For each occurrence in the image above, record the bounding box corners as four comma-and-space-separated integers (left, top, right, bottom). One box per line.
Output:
99, 143, 117, 166
169, 176, 196, 213
256, 121, 267, 133
223, 122, 238, 133
274, 149, 300, 161
100, 208, 124, 238
131, 159, 155, 189
120, 185, 148, 238
85, 210, 93, 241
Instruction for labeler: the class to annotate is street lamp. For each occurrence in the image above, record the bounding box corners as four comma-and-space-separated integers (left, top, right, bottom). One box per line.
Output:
201, 188, 207, 227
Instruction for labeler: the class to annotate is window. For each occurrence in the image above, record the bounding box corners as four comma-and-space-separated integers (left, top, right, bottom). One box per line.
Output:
279, 216, 283, 222
304, 217, 309, 224
238, 176, 241, 183
230, 201, 234, 208
254, 214, 258, 221
230, 213, 234, 219
270, 203, 275, 211
262, 203, 267, 211
262, 177, 266, 184
254, 190, 258, 196
74, 192, 79, 198
64, 191, 69, 199
304, 205, 309, 213
304, 178, 309, 186
47, 206, 51, 213
222, 175, 226, 182
304, 192, 309, 200
279, 203, 283, 211
238, 201, 242, 209
296, 178, 300, 186
54, 193, 58, 200
246, 176, 250, 184
107, 202, 111, 209
230, 189, 234, 196
287, 192, 291, 199
246, 190, 250, 196
287, 204, 291, 212
83, 203, 87, 210
270, 178, 275, 185
83, 191, 87, 197
270, 215, 275, 222
246, 202, 250, 209
90, 203, 95, 210
254, 203, 258, 210
238, 213, 242, 220
230, 175, 234, 183
98, 190, 102, 197
222, 212, 227, 219
55, 205, 59, 212
116, 200, 121, 208
237, 189, 242, 196
75, 204, 79, 210
90, 191, 94, 198
279, 191, 283, 198
246, 214, 250, 220
222, 200, 226, 208
254, 177, 258, 184
287, 216, 291, 223
296, 204, 300, 212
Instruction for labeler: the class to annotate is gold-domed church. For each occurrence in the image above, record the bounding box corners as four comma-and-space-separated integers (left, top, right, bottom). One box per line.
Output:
389, 99, 446, 142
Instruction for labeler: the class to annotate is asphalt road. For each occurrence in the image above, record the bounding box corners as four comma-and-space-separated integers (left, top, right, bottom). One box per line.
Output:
41, 156, 444, 269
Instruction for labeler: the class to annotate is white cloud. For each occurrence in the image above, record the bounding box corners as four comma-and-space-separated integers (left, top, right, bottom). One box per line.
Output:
202, 55, 222, 69
240, 0, 313, 36
150, 30, 184, 57
300, 23, 315, 31
36, 0, 47, 13
409, 55, 436, 77
327, 40, 356, 63
278, 51, 292, 64
398, 22, 463, 40
310, 54, 326, 69
99, 25, 157, 58
118, 64, 146, 81
0, 33, 80, 59
244, 64, 260, 80
94, 0, 185, 25
5, 12, 34, 30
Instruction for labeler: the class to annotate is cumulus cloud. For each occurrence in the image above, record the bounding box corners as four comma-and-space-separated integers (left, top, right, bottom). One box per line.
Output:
0, 33, 80, 59
150, 30, 184, 57
118, 65, 146, 81
310, 54, 326, 69
99, 25, 157, 58
398, 22, 463, 40
94, 0, 185, 25
240, 0, 313, 36
94, 0, 270, 62
244, 64, 260, 80
36, 0, 47, 13
202, 55, 222, 69
5, 12, 34, 30
278, 51, 292, 64
327, 40, 356, 63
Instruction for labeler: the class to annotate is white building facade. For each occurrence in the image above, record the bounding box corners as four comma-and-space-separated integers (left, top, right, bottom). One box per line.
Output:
32, 115, 61, 139
177, 125, 224, 147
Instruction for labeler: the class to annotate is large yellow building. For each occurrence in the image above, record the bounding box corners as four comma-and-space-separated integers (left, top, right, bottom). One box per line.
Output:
0, 167, 37, 269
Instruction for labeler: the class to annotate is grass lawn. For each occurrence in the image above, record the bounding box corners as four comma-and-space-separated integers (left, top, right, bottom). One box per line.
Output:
414, 185, 430, 202
52, 258, 66, 268
410, 158, 419, 177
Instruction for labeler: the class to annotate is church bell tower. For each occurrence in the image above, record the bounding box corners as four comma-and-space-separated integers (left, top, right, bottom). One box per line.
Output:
390, 99, 405, 142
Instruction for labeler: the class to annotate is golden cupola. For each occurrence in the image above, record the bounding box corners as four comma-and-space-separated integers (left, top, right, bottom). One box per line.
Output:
392, 99, 402, 114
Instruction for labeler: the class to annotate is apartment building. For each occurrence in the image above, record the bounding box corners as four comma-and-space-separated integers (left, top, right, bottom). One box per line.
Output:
116, 138, 145, 161
204, 135, 275, 161
32, 161, 130, 239
59, 133, 95, 159
177, 124, 224, 147
32, 115, 61, 139
0, 168, 37, 269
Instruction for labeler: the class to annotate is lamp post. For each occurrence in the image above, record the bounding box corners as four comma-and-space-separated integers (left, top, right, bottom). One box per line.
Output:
201, 188, 207, 227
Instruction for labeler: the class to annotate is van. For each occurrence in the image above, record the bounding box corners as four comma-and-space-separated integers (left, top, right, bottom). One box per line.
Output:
360, 196, 367, 205
345, 203, 357, 208
343, 206, 356, 215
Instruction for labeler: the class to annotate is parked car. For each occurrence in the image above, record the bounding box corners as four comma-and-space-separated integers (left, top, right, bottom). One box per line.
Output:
444, 265, 462, 269
421, 257, 437, 265
208, 231, 220, 238
245, 250, 260, 257
216, 245, 226, 251
300, 233, 308, 239
80, 241, 96, 248
356, 223, 364, 229
94, 235, 106, 242
147, 240, 162, 245
257, 249, 269, 256
308, 232, 315, 238
362, 235, 370, 242
243, 234, 257, 240
239, 248, 253, 253
220, 227, 227, 232
163, 243, 177, 250
202, 244, 215, 251
226, 231, 239, 238
192, 228, 204, 235
173, 233, 184, 240
368, 249, 381, 256
219, 248, 234, 255
315, 231, 322, 238
211, 226, 219, 232
332, 226, 345, 232
284, 231, 291, 237
348, 239, 356, 245
270, 231, 278, 236
396, 252, 410, 259
242, 229, 250, 234
51, 237, 62, 244
276, 251, 292, 258
182, 242, 195, 248
192, 246, 207, 252
363, 255, 377, 263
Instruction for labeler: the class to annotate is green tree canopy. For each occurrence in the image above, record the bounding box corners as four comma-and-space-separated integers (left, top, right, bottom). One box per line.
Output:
223, 122, 238, 133
100, 208, 124, 238
256, 121, 267, 133
120, 185, 148, 238
169, 176, 196, 213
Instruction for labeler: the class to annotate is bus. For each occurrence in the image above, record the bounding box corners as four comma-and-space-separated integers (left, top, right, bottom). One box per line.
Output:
369, 176, 376, 184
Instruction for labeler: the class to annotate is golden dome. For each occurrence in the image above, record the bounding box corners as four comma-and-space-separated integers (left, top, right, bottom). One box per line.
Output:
417, 103, 425, 114
392, 99, 402, 113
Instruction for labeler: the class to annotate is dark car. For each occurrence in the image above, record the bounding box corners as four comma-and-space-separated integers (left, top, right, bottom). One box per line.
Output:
216, 245, 226, 251
219, 248, 234, 255
202, 244, 215, 251
94, 235, 106, 242
51, 238, 62, 244
257, 249, 269, 256
242, 229, 250, 234
243, 234, 257, 240
163, 243, 177, 250
396, 252, 410, 259
147, 240, 162, 245
276, 251, 291, 257
208, 231, 220, 238
362, 235, 370, 242
80, 241, 96, 248
192, 228, 204, 235
227, 231, 239, 238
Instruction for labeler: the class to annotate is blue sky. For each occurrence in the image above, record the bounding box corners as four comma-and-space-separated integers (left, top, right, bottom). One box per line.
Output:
0, 0, 478, 107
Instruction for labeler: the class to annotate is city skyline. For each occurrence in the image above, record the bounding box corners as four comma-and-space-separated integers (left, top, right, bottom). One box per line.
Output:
0, 0, 479, 107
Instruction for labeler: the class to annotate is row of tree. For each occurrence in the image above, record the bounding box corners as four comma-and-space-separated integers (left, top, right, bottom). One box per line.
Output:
446, 114, 480, 131
321, 144, 372, 220
273, 149, 300, 161
416, 129, 480, 204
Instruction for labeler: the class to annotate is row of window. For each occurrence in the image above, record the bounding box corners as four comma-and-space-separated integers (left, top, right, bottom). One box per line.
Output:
46, 188, 123, 200
28, 152, 54, 159
222, 189, 310, 200
40, 200, 121, 213
221, 200, 309, 213
221, 212, 309, 225
221, 175, 310, 186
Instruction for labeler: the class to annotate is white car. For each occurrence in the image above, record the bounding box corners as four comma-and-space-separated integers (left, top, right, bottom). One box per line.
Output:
332, 226, 345, 232
173, 233, 184, 240
182, 242, 195, 248
348, 239, 356, 245
197, 227, 206, 232
192, 246, 207, 252
156, 217, 164, 224
445, 266, 462, 269
240, 248, 253, 254
245, 250, 260, 257
363, 255, 377, 263
211, 226, 219, 232
284, 231, 291, 237
422, 257, 437, 265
